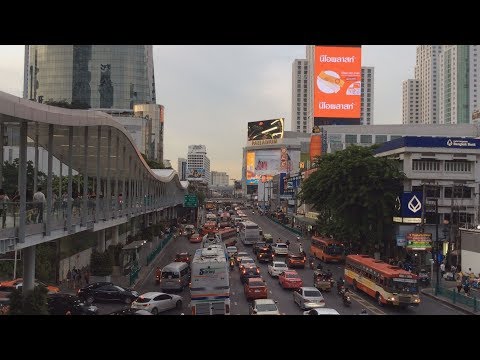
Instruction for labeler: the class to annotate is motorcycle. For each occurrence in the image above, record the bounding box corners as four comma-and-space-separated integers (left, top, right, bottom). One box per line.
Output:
309, 259, 315, 270
342, 290, 351, 307
337, 284, 345, 295
229, 259, 235, 271
418, 269, 430, 287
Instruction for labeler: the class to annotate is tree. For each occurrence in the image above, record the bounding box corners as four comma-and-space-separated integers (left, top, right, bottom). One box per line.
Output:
90, 249, 113, 276
299, 145, 405, 255
1, 159, 47, 197
8, 286, 48, 315
44, 99, 90, 109
140, 153, 167, 169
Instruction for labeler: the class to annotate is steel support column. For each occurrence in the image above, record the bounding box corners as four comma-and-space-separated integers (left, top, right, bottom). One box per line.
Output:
18, 122, 28, 243
106, 128, 112, 220
22, 245, 36, 294
46, 124, 53, 236
33, 123, 39, 194
82, 127, 88, 226
95, 126, 101, 222
67, 126, 73, 233
114, 132, 119, 219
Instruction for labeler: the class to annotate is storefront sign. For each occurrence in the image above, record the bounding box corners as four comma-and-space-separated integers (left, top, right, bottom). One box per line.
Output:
406, 232, 432, 251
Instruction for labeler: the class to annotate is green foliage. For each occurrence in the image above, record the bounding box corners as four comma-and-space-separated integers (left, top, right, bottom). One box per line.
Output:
1, 159, 47, 197
108, 244, 124, 266
35, 243, 56, 283
8, 286, 48, 315
8, 289, 24, 315
90, 250, 113, 276
299, 145, 405, 255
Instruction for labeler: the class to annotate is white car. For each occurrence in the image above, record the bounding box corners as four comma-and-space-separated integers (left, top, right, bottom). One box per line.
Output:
268, 261, 288, 277
131, 292, 183, 315
303, 308, 339, 315
250, 299, 280, 315
272, 243, 289, 256
293, 287, 326, 310
239, 257, 256, 271
227, 246, 238, 257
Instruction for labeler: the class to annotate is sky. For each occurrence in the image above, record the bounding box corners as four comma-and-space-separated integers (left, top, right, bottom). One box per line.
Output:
0, 45, 417, 181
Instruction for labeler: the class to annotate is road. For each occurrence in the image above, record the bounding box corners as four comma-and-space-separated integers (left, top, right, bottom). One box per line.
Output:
96, 209, 464, 315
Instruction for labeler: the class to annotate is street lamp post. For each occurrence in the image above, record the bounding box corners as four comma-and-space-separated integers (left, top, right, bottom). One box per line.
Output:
428, 197, 440, 294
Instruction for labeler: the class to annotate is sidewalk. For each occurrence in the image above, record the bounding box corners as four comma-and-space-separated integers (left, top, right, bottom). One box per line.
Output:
421, 281, 480, 315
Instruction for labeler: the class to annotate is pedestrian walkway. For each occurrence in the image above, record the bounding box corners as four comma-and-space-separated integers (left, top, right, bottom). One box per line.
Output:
421, 281, 480, 315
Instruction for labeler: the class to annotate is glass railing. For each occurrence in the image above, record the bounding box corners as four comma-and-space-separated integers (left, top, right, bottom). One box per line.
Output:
0, 194, 183, 236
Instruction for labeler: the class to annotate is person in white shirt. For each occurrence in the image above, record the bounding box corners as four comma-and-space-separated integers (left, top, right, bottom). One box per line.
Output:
33, 187, 46, 223
440, 262, 446, 279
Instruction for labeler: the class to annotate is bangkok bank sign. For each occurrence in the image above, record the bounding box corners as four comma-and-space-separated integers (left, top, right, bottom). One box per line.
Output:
314, 46, 361, 121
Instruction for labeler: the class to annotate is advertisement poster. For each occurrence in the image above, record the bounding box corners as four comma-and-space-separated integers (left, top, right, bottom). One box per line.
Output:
248, 119, 284, 141
187, 168, 205, 178
313, 46, 362, 121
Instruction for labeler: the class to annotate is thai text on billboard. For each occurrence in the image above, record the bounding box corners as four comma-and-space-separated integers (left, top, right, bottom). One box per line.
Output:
313, 46, 361, 121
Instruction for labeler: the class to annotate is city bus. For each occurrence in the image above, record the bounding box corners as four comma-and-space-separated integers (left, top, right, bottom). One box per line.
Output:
239, 220, 260, 245
344, 254, 421, 308
201, 221, 217, 235
190, 246, 230, 315
310, 236, 345, 263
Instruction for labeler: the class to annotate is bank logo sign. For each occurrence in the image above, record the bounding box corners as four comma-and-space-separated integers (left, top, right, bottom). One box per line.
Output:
446, 138, 477, 147
401, 191, 423, 218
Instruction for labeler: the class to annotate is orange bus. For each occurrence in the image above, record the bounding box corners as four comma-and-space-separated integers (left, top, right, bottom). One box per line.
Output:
344, 254, 421, 308
201, 221, 217, 235
310, 236, 345, 263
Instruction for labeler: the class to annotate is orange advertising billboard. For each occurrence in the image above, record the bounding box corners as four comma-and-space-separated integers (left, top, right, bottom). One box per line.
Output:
313, 46, 361, 122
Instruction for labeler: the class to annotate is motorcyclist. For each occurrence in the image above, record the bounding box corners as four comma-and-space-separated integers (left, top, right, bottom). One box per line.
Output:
316, 262, 323, 271
286, 239, 290, 248
309, 255, 315, 269
155, 267, 161, 284
229, 256, 235, 270
337, 277, 345, 293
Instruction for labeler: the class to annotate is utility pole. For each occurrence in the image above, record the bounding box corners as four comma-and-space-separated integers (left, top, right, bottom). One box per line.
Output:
420, 183, 426, 232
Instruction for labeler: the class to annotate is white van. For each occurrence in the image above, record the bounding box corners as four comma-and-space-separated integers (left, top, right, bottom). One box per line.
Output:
159, 262, 191, 291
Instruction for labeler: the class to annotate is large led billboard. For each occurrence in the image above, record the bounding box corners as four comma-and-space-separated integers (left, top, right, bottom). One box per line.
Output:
247, 118, 284, 141
187, 168, 205, 179
245, 149, 300, 185
313, 46, 361, 125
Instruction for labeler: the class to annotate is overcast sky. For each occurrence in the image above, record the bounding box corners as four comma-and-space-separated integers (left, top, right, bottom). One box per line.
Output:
0, 45, 416, 180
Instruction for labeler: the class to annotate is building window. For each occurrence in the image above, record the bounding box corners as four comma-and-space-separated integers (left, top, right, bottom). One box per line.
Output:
375, 135, 388, 144
345, 134, 357, 144
444, 186, 472, 199
360, 135, 372, 144
412, 159, 441, 172
444, 160, 472, 172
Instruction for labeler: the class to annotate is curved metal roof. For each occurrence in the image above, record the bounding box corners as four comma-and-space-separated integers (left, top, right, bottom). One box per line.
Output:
0, 91, 186, 190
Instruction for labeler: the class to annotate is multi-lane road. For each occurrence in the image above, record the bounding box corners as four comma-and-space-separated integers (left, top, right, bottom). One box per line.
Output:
98, 209, 464, 315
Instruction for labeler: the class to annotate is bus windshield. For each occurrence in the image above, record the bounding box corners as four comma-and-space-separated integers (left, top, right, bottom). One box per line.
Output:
388, 278, 418, 294
325, 244, 344, 255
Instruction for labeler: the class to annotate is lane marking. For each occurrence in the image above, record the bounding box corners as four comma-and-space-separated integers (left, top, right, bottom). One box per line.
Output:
234, 302, 238, 306
349, 292, 386, 315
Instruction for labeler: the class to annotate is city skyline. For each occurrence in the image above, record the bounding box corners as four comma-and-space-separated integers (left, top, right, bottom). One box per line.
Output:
0, 45, 417, 180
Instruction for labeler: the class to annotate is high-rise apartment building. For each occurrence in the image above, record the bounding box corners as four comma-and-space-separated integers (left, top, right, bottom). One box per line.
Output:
402, 79, 421, 124
24, 45, 156, 108
178, 158, 187, 181
414, 45, 442, 124
439, 45, 480, 124
360, 67, 374, 125
187, 145, 210, 185
210, 171, 229, 187
291, 59, 309, 132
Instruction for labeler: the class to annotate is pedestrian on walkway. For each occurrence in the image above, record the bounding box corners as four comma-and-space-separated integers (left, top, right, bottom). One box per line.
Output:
0, 189, 10, 229
440, 262, 446, 279
456, 271, 463, 293
84, 268, 90, 285
75, 270, 82, 289
66, 269, 72, 289
464, 279, 471, 296
33, 187, 46, 223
